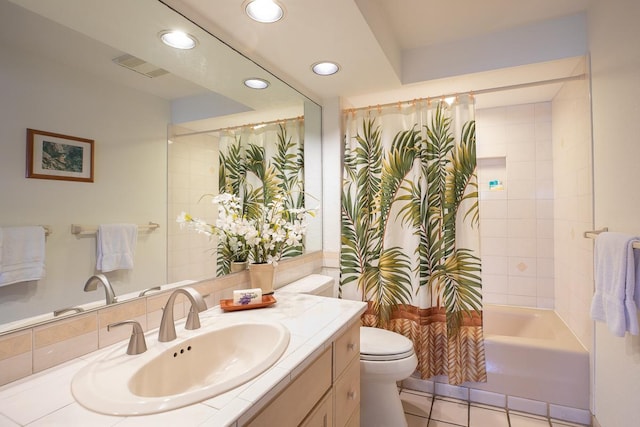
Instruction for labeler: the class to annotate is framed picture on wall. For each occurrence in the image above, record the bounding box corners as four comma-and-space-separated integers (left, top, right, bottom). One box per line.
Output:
26, 128, 94, 183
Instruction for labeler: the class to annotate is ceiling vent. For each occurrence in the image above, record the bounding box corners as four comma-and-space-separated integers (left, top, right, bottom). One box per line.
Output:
112, 54, 169, 78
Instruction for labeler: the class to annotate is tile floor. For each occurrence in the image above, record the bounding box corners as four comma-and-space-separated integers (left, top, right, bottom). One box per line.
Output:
400, 390, 590, 427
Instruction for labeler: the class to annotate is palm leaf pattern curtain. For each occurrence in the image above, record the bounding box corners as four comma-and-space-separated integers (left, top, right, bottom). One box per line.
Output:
217, 119, 305, 275
341, 97, 486, 384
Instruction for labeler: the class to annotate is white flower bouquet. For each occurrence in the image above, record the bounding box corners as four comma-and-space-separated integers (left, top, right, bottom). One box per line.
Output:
176, 192, 314, 265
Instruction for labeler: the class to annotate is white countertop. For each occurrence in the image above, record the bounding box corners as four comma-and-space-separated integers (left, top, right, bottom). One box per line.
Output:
0, 292, 367, 427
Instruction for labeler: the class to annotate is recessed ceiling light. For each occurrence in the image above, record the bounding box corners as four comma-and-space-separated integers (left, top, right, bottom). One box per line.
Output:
159, 30, 198, 49
245, 0, 284, 23
244, 78, 270, 89
312, 61, 340, 76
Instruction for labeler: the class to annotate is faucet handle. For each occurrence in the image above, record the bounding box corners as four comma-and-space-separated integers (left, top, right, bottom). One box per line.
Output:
108, 320, 147, 355
185, 307, 201, 330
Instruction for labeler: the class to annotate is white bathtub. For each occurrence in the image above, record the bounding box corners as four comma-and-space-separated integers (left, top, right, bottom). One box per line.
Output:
472, 304, 589, 410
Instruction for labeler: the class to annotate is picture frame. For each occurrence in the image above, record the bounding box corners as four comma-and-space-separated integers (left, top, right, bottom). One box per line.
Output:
26, 128, 94, 182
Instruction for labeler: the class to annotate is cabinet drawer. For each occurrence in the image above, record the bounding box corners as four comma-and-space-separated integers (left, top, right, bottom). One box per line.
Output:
300, 390, 333, 427
333, 321, 359, 380
334, 355, 360, 427
246, 347, 332, 427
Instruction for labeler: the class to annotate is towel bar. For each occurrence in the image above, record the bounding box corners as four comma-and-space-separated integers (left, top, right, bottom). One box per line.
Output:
71, 222, 160, 235
584, 227, 640, 249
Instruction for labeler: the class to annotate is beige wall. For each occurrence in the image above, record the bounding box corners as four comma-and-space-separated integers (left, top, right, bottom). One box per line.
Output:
589, 0, 640, 425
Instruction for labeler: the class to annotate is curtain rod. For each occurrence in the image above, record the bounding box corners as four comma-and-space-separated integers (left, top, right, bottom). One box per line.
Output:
171, 115, 304, 139
344, 74, 587, 114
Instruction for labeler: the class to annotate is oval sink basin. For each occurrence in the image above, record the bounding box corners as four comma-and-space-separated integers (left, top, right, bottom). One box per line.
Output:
71, 321, 290, 415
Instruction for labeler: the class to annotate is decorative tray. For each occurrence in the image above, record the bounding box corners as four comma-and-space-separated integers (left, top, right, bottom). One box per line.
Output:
220, 295, 277, 312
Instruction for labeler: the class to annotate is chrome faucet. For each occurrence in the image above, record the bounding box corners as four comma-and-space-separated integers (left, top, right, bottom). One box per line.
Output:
83, 274, 117, 305
158, 287, 207, 342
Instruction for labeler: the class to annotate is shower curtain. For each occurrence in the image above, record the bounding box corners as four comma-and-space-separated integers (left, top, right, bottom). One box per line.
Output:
340, 97, 486, 384
216, 118, 305, 275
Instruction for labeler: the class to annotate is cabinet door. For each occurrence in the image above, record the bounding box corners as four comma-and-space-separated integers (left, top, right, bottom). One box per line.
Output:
301, 390, 333, 427
246, 348, 332, 427
333, 322, 359, 380
334, 356, 360, 427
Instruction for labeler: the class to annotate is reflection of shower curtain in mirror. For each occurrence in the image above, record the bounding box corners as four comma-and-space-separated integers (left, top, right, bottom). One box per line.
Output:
340, 97, 486, 385
217, 118, 305, 276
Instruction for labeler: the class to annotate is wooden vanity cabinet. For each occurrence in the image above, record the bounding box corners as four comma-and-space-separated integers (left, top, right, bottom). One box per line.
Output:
244, 320, 360, 427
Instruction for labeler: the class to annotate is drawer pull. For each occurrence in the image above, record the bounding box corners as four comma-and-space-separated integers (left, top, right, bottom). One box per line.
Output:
347, 342, 355, 351
347, 390, 357, 400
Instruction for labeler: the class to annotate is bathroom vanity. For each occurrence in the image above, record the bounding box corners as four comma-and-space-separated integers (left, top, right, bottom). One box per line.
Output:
0, 292, 366, 426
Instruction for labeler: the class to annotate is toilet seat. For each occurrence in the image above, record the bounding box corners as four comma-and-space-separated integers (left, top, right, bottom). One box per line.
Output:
360, 326, 415, 361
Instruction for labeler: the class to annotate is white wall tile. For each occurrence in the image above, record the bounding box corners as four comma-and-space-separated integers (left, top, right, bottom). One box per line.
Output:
508, 200, 537, 219
508, 219, 537, 238
507, 295, 537, 307
508, 180, 537, 200
508, 257, 537, 277
509, 277, 538, 296
480, 200, 508, 219
507, 238, 537, 257
477, 102, 557, 309
480, 219, 508, 238
481, 237, 508, 256
536, 200, 554, 219
507, 162, 536, 182
483, 292, 509, 305
482, 256, 509, 276
481, 274, 508, 294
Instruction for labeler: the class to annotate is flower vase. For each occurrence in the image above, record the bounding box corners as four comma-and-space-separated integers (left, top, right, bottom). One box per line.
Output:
230, 261, 248, 273
248, 262, 276, 295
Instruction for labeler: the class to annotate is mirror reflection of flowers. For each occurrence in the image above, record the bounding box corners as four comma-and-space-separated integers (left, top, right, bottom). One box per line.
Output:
176, 193, 254, 264
176, 192, 315, 268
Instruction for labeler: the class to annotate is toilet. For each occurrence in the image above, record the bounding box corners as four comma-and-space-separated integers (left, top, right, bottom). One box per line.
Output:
278, 275, 418, 427
359, 326, 417, 427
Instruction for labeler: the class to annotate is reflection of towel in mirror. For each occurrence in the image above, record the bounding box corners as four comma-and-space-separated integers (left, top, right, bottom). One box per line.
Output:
96, 224, 137, 272
0, 226, 46, 287
590, 232, 640, 337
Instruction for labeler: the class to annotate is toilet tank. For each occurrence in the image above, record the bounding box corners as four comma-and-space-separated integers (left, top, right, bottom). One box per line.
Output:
277, 274, 334, 297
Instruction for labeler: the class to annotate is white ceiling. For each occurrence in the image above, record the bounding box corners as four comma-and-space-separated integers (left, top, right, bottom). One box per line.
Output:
164, 0, 590, 108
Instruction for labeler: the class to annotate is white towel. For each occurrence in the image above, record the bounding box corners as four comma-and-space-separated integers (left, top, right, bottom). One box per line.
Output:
590, 232, 640, 336
96, 224, 137, 272
0, 226, 46, 287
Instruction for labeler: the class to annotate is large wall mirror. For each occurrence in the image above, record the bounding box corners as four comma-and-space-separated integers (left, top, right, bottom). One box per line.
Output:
0, 0, 322, 330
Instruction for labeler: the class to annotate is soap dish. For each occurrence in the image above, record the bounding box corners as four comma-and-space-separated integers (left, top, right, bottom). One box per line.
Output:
220, 295, 277, 312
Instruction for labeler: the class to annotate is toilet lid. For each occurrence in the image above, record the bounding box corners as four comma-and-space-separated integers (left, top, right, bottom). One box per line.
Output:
360, 327, 415, 361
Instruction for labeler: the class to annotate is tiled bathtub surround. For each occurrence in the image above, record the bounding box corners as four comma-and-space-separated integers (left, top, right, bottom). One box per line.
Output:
550, 61, 593, 350
0, 251, 323, 387
476, 102, 555, 309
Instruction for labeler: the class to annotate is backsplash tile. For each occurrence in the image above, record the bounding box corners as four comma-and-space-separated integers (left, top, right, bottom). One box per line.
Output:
0, 252, 325, 387
0, 330, 32, 385
33, 313, 98, 372
98, 299, 147, 348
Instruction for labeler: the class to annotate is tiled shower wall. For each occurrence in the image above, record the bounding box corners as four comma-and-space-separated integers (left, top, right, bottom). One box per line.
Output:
476, 103, 555, 308
551, 71, 593, 350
